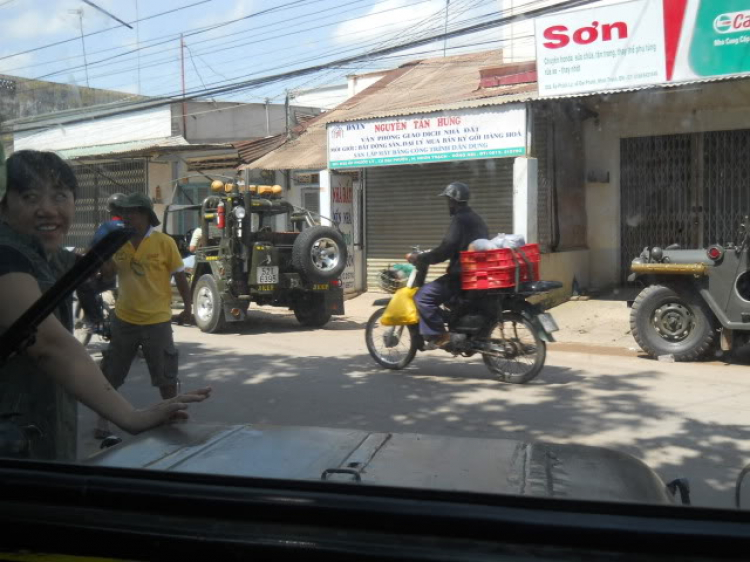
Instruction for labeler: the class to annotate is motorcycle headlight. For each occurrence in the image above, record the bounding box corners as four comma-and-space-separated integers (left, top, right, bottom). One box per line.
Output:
233, 206, 246, 220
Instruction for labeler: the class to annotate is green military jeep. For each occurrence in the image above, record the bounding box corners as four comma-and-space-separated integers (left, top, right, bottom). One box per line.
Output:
164, 180, 347, 333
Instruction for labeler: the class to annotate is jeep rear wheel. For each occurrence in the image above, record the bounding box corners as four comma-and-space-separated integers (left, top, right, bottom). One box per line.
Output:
292, 226, 347, 284
194, 274, 226, 333
294, 295, 332, 328
630, 284, 717, 361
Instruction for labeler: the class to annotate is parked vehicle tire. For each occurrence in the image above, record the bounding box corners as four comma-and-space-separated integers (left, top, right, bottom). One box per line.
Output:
630, 284, 717, 361
193, 274, 226, 333
365, 307, 418, 370
292, 226, 348, 284
294, 295, 332, 327
482, 313, 546, 384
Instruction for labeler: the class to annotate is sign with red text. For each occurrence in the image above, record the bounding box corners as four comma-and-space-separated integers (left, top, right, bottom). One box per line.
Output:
327, 105, 526, 169
535, 0, 750, 98
329, 173, 356, 292
535, 0, 666, 96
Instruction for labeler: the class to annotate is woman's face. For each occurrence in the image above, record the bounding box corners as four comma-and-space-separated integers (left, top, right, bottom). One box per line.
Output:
3, 183, 75, 253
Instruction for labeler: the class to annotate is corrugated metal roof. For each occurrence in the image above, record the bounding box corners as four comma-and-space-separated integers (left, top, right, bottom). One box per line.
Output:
234, 134, 288, 167
248, 48, 750, 171
535, 72, 749, 101
250, 50, 539, 170
56, 136, 234, 160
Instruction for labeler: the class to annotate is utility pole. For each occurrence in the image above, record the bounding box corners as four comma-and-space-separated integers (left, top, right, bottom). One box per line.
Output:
443, 0, 450, 57
180, 34, 187, 139
70, 9, 90, 87
135, 0, 141, 94
285, 90, 291, 140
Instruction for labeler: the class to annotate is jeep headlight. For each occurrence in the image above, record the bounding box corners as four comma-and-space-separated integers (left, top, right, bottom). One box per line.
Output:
233, 206, 246, 220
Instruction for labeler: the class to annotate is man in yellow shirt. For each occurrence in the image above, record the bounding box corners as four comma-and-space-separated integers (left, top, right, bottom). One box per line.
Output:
95, 192, 192, 439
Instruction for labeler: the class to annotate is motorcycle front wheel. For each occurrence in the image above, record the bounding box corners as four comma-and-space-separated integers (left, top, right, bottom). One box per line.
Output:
482, 313, 546, 384
365, 307, 418, 370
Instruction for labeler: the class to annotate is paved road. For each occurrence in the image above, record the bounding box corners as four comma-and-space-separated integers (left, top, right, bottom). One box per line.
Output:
79, 305, 750, 510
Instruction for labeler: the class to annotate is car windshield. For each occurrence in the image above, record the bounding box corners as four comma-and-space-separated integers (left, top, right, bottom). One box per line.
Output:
1, 0, 750, 519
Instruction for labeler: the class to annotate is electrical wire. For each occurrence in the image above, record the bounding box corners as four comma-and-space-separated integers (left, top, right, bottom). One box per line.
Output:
0, 0, 215, 63
15, 0, 442, 101
31, 0, 317, 80
185, 43, 209, 92
8, 0, 593, 133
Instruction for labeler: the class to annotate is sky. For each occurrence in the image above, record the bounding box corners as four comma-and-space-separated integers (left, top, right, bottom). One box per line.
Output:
0, 0, 521, 106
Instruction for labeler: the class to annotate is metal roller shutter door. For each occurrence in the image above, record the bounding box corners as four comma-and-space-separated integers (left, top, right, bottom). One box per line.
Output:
366, 159, 514, 290
67, 159, 148, 249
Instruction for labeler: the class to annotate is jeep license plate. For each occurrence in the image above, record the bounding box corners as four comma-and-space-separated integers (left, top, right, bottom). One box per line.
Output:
538, 313, 559, 333
257, 266, 279, 284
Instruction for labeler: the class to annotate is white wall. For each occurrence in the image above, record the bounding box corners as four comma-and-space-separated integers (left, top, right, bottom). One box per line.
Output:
348, 72, 389, 98
14, 105, 172, 151
290, 85, 349, 111
513, 157, 538, 243
288, 72, 389, 111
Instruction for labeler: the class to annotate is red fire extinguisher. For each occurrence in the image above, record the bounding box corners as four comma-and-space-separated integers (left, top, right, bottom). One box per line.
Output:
216, 201, 226, 229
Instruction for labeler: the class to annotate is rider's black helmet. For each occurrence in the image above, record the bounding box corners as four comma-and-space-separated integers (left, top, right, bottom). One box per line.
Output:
107, 192, 127, 213
439, 182, 470, 203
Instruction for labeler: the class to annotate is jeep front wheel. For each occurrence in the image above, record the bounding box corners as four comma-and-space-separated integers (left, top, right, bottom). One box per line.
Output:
294, 295, 332, 328
630, 284, 716, 361
292, 226, 347, 284
194, 274, 226, 333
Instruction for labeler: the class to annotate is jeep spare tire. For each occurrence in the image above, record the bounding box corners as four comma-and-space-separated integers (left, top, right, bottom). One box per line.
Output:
292, 226, 347, 283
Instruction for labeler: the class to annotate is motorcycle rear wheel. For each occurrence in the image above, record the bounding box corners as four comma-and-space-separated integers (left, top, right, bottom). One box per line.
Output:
365, 307, 418, 370
482, 313, 546, 384
73, 300, 92, 346
73, 299, 112, 346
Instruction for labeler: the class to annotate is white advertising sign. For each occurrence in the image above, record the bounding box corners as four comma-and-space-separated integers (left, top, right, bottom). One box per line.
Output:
327, 105, 526, 169
535, 0, 667, 97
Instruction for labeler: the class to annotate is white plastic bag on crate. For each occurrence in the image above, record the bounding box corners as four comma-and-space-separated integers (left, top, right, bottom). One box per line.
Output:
491, 233, 525, 249
467, 238, 495, 252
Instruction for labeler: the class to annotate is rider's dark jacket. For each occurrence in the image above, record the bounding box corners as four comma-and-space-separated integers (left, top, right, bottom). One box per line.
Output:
416, 205, 489, 277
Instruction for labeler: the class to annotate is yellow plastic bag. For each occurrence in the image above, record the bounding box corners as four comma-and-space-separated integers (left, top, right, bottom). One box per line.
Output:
380, 287, 420, 326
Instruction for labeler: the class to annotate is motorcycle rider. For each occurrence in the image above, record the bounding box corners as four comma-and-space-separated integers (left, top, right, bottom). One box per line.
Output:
76, 193, 126, 330
407, 182, 489, 348
92, 192, 126, 244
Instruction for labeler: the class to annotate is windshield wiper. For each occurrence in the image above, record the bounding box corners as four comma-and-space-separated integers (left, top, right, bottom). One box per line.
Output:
0, 228, 133, 365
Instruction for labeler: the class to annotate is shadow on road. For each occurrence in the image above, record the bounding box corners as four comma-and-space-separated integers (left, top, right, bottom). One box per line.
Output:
80, 336, 750, 508
193, 309, 367, 335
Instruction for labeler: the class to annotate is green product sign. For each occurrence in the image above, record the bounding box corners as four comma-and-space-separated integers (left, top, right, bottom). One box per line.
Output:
690, 0, 750, 76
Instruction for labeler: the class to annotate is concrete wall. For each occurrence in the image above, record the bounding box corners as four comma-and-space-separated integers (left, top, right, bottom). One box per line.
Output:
537, 249, 591, 307
582, 79, 750, 289
0, 74, 140, 122
175, 102, 321, 143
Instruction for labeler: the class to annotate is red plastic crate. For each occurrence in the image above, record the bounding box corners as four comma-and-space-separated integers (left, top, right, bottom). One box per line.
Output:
460, 244, 540, 290
460, 248, 516, 272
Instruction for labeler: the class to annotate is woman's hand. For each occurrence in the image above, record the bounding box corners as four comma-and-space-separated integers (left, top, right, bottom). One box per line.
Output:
122, 387, 212, 434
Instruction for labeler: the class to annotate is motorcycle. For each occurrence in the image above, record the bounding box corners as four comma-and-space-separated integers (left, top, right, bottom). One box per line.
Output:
365, 249, 562, 384
72, 277, 115, 346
